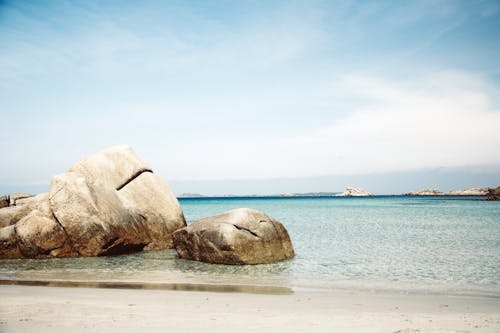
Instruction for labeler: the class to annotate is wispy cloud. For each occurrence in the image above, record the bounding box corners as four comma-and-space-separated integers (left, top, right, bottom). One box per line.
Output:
0, 1, 324, 84
286, 70, 500, 175
142, 70, 500, 180
1, 1, 500, 191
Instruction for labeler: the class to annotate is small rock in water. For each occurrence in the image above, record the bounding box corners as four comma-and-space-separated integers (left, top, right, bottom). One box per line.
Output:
173, 208, 295, 265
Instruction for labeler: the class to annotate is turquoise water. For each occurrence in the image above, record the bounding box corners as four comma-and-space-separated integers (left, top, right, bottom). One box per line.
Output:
1, 196, 499, 296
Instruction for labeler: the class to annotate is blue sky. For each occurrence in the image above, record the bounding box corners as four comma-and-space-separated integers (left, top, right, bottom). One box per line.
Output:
1, 0, 500, 195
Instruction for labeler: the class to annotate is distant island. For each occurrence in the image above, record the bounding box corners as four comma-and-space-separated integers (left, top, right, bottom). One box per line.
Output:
404, 187, 495, 196
335, 187, 374, 197
178, 186, 500, 199
177, 192, 341, 198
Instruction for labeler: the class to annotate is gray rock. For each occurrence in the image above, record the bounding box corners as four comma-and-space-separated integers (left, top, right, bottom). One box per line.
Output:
173, 208, 294, 265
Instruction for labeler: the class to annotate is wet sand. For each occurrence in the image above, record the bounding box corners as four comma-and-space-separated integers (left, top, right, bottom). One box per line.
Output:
1, 285, 500, 333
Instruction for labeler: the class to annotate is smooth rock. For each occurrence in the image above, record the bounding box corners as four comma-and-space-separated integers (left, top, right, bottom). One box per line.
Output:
118, 172, 186, 250
336, 187, 374, 197
68, 144, 151, 190
0, 145, 187, 259
47, 144, 186, 256
49, 171, 149, 257
173, 208, 294, 265
16, 210, 73, 258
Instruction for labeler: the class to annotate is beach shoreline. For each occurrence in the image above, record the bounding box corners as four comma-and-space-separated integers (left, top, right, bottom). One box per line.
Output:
1, 277, 500, 299
1, 284, 499, 333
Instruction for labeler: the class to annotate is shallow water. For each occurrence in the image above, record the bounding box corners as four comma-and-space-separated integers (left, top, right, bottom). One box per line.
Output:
1, 196, 499, 296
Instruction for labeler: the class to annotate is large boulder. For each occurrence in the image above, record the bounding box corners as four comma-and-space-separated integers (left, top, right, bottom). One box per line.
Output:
0, 145, 186, 259
49, 171, 146, 257
173, 208, 294, 265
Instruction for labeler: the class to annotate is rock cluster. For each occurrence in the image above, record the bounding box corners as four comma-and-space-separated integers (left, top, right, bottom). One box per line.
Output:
173, 208, 294, 265
0, 145, 186, 259
1, 145, 295, 265
336, 187, 374, 197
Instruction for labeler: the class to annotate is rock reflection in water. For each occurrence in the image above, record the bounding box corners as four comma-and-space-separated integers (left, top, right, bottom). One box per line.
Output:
0, 279, 293, 295
0, 249, 294, 290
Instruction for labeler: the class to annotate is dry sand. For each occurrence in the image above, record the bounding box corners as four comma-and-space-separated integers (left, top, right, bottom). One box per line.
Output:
1, 284, 499, 333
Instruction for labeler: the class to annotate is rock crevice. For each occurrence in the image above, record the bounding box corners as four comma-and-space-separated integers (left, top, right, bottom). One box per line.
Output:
233, 224, 260, 238
116, 169, 153, 191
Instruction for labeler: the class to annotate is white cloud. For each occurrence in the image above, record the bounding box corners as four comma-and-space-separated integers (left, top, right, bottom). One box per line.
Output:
146, 70, 500, 181
285, 70, 500, 176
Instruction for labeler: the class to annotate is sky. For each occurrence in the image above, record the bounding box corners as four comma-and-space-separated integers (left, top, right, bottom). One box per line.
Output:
1, 0, 500, 195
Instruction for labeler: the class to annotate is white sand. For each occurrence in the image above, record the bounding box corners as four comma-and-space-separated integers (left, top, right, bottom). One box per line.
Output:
1, 285, 499, 333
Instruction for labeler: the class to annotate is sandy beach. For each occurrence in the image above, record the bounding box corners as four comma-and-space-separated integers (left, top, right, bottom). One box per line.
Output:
1, 285, 499, 333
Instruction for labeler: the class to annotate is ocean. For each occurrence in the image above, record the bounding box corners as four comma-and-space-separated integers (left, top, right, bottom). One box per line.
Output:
1, 196, 499, 296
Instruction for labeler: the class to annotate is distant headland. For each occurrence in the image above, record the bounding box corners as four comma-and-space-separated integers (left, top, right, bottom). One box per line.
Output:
177, 186, 500, 199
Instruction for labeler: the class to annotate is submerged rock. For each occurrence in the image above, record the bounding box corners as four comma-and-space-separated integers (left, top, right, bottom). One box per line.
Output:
0, 145, 186, 259
173, 208, 295, 265
336, 187, 374, 197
